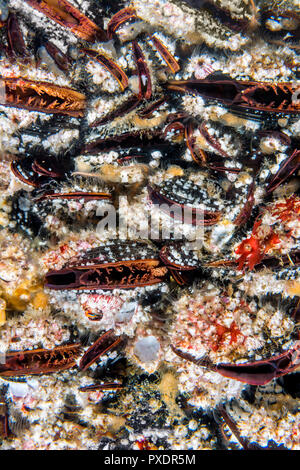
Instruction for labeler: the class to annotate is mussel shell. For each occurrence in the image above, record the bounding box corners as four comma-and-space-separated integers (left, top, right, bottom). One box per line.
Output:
150, 176, 223, 212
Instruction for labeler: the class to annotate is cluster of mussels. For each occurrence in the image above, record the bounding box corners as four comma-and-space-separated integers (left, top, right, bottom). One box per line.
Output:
0, 0, 299, 450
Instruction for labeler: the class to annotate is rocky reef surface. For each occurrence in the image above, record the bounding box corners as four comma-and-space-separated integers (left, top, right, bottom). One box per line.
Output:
0, 0, 299, 450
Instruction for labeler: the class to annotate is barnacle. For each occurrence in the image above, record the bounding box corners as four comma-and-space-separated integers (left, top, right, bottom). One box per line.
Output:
0, 0, 299, 452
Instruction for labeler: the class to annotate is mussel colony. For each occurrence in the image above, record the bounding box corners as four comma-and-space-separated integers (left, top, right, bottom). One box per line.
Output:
0, 0, 299, 450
